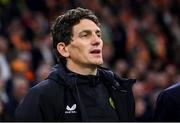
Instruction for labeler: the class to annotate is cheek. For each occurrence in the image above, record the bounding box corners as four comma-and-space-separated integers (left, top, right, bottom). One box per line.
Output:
69, 45, 87, 59
69, 45, 82, 54
100, 41, 103, 48
69, 42, 87, 54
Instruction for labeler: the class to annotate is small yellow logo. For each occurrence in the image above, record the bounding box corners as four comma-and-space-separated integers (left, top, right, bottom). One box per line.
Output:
109, 97, 115, 109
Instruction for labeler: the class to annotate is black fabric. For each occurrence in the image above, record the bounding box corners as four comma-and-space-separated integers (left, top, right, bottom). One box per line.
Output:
153, 83, 180, 121
15, 63, 136, 121
70, 71, 119, 121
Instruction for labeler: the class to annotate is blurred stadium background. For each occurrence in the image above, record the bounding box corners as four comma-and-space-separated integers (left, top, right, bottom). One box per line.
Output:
0, 0, 179, 121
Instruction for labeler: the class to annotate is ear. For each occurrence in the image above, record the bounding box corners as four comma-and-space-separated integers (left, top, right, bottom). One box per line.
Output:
57, 42, 69, 58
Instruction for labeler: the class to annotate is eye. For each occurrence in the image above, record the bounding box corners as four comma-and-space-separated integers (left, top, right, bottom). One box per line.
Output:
82, 34, 88, 37
96, 32, 101, 38
80, 33, 88, 38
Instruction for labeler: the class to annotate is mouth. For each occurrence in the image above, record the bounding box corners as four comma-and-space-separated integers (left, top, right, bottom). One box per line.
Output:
90, 49, 101, 54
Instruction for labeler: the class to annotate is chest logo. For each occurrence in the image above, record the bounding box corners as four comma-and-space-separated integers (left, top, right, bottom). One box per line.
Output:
65, 104, 77, 114
109, 97, 115, 109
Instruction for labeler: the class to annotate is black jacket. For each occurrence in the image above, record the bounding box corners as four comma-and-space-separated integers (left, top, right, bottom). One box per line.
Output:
15, 63, 136, 121
153, 83, 180, 121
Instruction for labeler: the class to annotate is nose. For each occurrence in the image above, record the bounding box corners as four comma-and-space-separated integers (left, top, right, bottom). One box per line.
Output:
91, 33, 102, 46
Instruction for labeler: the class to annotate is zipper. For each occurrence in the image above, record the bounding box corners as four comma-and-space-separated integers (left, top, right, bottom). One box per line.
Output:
73, 77, 88, 121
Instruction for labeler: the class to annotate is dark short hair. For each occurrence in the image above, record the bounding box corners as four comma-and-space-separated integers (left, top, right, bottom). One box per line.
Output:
51, 7, 100, 64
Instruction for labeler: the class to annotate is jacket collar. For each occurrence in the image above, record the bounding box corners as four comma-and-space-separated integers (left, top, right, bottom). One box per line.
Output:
46, 63, 136, 91
46, 63, 101, 88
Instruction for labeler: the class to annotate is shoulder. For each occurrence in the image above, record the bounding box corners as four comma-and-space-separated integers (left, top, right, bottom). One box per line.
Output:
31, 79, 58, 92
28, 79, 65, 101
98, 66, 136, 89
160, 83, 180, 99
153, 83, 180, 121
15, 79, 65, 121
164, 82, 180, 93
113, 73, 136, 89
156, 83, 180, 107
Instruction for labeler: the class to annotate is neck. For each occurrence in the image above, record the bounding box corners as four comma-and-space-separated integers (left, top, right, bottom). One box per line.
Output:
66, 62, 97, 75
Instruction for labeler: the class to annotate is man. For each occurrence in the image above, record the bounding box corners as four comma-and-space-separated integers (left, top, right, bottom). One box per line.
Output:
153, 82, 180, 121
15, 7, 136, 121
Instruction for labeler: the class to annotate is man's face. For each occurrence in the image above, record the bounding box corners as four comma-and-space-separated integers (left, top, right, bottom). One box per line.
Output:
66, 19, 103, 68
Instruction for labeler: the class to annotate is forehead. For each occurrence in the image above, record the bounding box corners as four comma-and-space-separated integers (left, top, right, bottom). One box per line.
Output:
72, 19, 100, 34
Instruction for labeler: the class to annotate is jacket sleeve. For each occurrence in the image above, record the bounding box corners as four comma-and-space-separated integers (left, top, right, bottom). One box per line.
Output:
15, 88, 44, 121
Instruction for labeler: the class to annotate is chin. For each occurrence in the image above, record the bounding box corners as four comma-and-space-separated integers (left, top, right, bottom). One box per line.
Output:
93, 59, 103, 65
88, 56, 103, 65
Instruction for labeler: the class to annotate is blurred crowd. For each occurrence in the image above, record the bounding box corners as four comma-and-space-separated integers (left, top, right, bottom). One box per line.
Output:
0, 0, 179, 121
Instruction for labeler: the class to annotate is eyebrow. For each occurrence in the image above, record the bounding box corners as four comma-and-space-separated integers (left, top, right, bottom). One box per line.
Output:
79, 29, 101, 35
